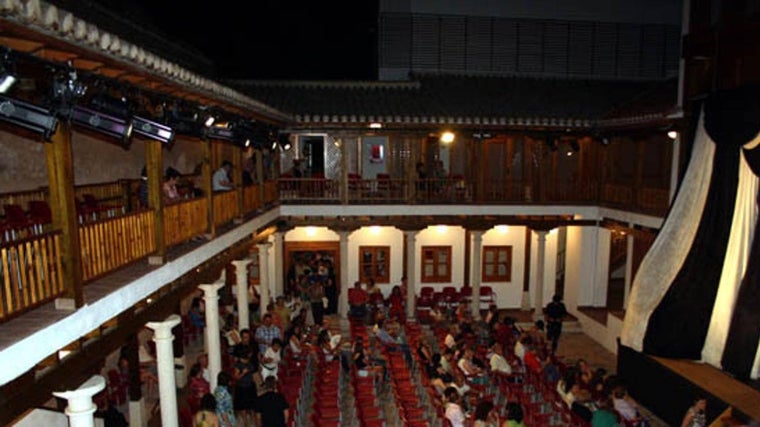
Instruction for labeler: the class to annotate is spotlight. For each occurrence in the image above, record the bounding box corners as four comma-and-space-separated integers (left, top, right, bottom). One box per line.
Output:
279, 133, 292, 151
204, 115, 215, 127
205, 123, 235, 141
131, 116, 174, 143
667, 130, 678, 139
369, 122, 382, 129
0, 95, 58, 139
0, 49, 16, 94
244, 138, 251, 148
50, 63, 87, 117
440, 131, 455, 144
71, 106, 132, 142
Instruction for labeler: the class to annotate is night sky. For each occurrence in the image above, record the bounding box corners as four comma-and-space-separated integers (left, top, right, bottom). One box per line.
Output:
118, 0, 379, 81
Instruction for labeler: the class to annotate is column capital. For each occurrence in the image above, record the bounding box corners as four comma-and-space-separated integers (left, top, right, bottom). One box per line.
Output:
336, 229, 353, 239
256, 241, 273, 250
199, 282, 225, 296
533, 229, 550, 238
471, 230, 484, 240
146, 314, 182, 339
402, 229, 420, 238
53, 375, 106, 413
231, 258, 253, 268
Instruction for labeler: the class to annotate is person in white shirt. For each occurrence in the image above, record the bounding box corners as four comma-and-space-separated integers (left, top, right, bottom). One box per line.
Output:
443, 386, 466, 427
212, 161, 233, 192
261, 339, 282, 379
487, 341, 512, 374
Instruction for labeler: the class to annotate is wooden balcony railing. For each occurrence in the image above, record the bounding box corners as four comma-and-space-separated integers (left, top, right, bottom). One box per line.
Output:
278, 178, 340, 203
164, 198, 208, 246
79, 210, 155, 282
263, 180, 278, 205
0, 232, 63, 320
212, 190, 240, 227
242, 184, 261, 213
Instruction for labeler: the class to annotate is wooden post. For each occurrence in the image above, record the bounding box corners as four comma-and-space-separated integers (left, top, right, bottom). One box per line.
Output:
340, 135, 349, 204
45, 122, 84, 308
146, 139, 165, 264
203, 138, 215, 238
255, 149, 265, 207
233, 147, 243, 220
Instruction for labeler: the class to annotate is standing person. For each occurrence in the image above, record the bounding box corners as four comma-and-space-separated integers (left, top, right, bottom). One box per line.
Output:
681, 396, 707, 427
545, 293, 568, 354
254, 376, 290, 427
213, 372, 236, 427
212, 160, 233, 192
231, 345, 257, 427
254, 313, 282, 355
307, 276, 326, 326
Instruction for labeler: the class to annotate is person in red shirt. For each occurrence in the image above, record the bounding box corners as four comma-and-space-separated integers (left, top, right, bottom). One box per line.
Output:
348, 281, 369, 320
386, 285, 405, 322
523, 345, 544, 375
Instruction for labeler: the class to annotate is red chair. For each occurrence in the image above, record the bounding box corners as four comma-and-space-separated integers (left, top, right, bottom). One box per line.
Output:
3, 204, 33, 240
480, 285, 497, 306
420, 286, 435, 299
460, 285, 473, 303
28, 200, 52, 234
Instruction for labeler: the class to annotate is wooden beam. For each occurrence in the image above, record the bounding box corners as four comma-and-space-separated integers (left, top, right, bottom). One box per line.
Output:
145, 139, 165, 261
35, 48, 79, 63
71, 58, 104, 71
0, 36, 43, 52
45, 122, 84, 306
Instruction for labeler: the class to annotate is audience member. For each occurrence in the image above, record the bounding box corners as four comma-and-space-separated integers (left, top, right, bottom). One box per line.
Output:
254, 376, 290, 427
212, 161, 233, 192
444, 386, 466, 427
545, 293, 568, 354
213, 371, 236, 427
503, 401, 526, 427
162, 166, 181, 204
261, 338, 282, 379
231, 345, 257, 427
194, 393, 220, 427
681, 396, 707, 427
592, 396, 619, 427
473, 399, 497, 427
254, 313, 282, 354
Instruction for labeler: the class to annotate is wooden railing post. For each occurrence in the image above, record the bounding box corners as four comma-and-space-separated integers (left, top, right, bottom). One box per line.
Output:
45, 122, 83, 308
146, 140, 165, 264
202, 138, 214, 238
233, 147, 244, 221
256, 149, 265, 209
340, 137, 348, 205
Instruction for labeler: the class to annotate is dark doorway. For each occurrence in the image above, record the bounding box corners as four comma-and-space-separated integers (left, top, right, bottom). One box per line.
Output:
301, 136, 325, 177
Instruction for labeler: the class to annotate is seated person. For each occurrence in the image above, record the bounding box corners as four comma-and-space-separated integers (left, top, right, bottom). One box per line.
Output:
374, 319, 413, 365
348, 281, 369, 319
456, 348, 486, 383
612, 384, 648, 426
486, 341, 512, 375
352, 337, 385, 381
261, 339, 282, 379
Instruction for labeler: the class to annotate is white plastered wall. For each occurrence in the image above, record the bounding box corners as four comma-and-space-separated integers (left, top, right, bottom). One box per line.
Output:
415, 225, 466, 291
564, 225, 610, 314
478, 225, 527, 308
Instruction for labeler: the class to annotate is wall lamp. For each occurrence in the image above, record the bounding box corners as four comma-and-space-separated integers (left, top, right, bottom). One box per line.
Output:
132, 115, 174, 143
0, 95, 58, 139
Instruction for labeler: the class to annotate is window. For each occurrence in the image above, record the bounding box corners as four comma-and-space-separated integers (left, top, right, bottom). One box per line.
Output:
359, 246, 390, 284
421, 246, 452, 283
482, 246, 512, 282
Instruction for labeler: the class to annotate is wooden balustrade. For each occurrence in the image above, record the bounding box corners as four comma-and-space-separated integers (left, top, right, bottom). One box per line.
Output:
601, 183, 634, 207
79, 210, 155, 282
164, 198, 209, 246
638, 188, 670, 214
0, 189, 48, 215
242, 184, 261, 214
0, 232, 63, 320
278, 178, 340, 202
481, 180, 531, 203
212, 191, 240, 227
74, 181, 126, 203
263, 180, 278, 205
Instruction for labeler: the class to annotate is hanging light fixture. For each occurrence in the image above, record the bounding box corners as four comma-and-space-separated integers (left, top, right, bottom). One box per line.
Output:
0, 95, 58, 139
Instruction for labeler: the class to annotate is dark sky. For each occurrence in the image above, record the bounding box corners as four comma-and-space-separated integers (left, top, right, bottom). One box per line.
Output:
121, 1, 379, 81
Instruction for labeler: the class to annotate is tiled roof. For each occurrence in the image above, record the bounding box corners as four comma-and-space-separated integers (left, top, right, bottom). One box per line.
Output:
230, 74, 678, 129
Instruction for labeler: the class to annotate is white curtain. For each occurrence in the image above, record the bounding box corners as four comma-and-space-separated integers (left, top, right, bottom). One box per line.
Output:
701, 135, 759, 367
621, 110, 715, 351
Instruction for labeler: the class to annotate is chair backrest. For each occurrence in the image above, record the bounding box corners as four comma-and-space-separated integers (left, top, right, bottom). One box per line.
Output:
420, 287, 435, 298
28, 200, 52, 222
3, 204, 27, 223
82, 194, 99, 206
442, 286, 457, 296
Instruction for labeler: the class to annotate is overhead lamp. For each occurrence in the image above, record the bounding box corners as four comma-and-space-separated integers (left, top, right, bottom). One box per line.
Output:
205, 123, 235, 141
440, 131, 455, 144
0, 49, 16, 94
244, 138, 251, 148
131, 115, 174, 143
204, 115, 215, 127
71, 106, 132, 142
0, 95, 59, 139
667, 130, 678, 139
279, 133, 292, 151
369, 122, 382, 129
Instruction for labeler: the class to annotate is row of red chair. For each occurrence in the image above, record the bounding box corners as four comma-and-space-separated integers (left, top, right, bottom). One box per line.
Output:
416, 285, 497, 322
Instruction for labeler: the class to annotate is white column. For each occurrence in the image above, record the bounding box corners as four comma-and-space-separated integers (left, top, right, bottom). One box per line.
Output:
199, 281, 224, 391
257, 242, 272, 313
404, 230, 419, 319
337, 230, 351, 317
533, 230, 548, 321
146, 314, 182, 427
470, 230, 483, 319
53, 375, 106, 427
272, 232, 285, 297
624, 232, 634, 309
232, 259, 253, 331
129, 399, 147, 427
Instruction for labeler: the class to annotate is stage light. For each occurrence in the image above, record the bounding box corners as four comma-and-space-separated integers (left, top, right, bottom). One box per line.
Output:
204, 115, 215, 127
71, 106, 132, 142
131, 115, 174, 143
369, 122, 382, 129
440, 131, 455, 144
0, 74, 16, 94
0, 95, 58, 139
244, 138, 251, 147
205, 123, 235, 141
667, 130, 678, 139
50, 63, 87, 117
0, 49, 16, 94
